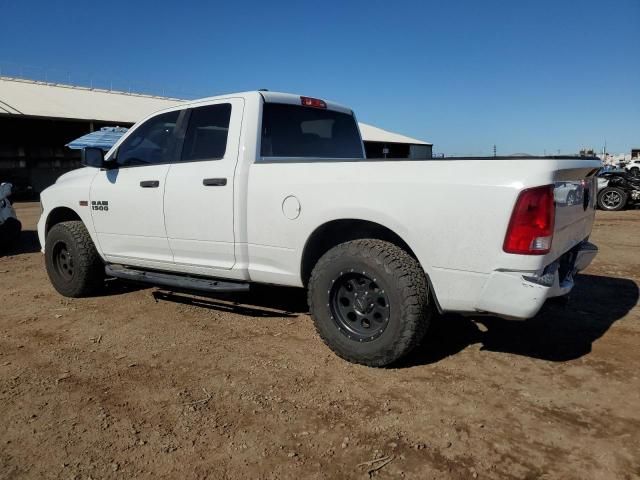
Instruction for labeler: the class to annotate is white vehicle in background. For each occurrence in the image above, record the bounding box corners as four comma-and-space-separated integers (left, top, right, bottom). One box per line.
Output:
0, 183, 21, 250
37, 91, 600, 366
624, 159, 640, 176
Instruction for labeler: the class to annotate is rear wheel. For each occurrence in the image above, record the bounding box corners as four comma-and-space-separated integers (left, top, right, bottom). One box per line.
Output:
308, 239, 431, 367
597, 187, 627, 211
45, 221, 104, 297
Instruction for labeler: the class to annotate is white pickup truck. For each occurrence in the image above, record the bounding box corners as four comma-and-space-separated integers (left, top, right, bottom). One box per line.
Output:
38, 91, 600, 366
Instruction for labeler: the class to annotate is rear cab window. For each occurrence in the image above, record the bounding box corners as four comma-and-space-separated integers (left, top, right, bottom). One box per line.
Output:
260, 103, 363, 160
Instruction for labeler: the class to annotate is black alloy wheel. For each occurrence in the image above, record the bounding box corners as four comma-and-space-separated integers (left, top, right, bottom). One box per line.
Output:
52, 240, 75, 281
329, 271, 391, 342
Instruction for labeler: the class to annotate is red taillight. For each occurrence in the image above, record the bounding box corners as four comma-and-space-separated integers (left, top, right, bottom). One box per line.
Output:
300, 96, 327, 109
503, 185, 555, 255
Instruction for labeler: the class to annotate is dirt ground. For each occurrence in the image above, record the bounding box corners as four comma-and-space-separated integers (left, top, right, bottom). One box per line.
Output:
1, 202, 639, 480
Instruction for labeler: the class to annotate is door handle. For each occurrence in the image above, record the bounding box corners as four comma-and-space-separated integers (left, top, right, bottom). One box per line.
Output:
203, 178, 227, 186
140, 180, 160, 188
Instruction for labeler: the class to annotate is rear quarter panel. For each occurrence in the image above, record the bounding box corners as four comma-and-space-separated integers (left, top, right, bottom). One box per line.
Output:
245, 158, 570, 303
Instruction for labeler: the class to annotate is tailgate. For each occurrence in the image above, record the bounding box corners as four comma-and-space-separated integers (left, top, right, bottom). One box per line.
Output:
550, 159, 601, 260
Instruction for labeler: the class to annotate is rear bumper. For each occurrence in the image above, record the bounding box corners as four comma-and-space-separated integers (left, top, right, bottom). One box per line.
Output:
474, 241, 598, 319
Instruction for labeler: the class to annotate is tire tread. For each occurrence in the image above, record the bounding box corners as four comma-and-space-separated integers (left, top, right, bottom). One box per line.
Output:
308, 239, 430, 367
45, 221, 103, 297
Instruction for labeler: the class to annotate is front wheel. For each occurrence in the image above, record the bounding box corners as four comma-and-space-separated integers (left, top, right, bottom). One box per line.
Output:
45, 221, 104, 297
308, 239, 431, 367
597, 187, 627, 211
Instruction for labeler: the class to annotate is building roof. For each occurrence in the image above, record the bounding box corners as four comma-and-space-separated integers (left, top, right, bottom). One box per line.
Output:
0, 76, 431, 145
0, 77, 181, 123
357, 122, 431, 146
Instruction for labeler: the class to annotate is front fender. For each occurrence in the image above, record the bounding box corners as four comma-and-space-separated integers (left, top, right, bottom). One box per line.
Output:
38, 168, 100, 254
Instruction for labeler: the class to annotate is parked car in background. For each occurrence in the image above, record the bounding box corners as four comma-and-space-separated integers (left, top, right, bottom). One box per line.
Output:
37, 91, 600, 366
597, 170, 640, 210
624, 159, 640, 176
0, 183, 21, 251
597, 168, 625, 191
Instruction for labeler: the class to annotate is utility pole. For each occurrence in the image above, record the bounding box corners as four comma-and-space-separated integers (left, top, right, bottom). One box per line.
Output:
493, 145, 496, 157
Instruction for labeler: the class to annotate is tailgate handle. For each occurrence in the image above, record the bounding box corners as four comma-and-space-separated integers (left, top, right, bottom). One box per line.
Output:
203, 178, 227, 187
140, 180, 160, 188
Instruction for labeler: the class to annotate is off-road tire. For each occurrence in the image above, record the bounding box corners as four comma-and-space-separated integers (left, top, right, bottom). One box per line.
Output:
308, 239, 431, 367
597, 187, 627, 211
45, 221, 104, 297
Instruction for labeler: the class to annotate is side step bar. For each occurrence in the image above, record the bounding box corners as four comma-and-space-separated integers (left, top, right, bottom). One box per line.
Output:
105, 265, 250, 293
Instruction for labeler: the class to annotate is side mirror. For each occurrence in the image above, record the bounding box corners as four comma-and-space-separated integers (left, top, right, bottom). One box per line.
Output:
81, 147, 106, 168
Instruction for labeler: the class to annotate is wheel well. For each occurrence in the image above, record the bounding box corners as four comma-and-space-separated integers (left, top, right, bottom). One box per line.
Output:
300, 219, 418, 287
46, 207, 82, 235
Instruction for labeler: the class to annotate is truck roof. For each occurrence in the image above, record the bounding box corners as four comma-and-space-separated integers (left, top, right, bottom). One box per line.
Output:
180, 90, 353, 115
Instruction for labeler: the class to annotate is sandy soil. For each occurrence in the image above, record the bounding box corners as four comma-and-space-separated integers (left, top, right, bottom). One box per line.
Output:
1, 202, 639, 479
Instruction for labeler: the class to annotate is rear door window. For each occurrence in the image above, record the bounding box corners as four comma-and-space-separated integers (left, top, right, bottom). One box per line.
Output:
261, 103, 363, 159
181, 103, 232, 161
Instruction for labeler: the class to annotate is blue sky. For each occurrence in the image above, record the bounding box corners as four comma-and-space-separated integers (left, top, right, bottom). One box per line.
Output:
1, 0, 638, 155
